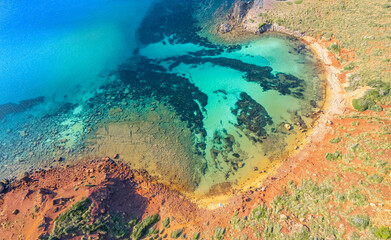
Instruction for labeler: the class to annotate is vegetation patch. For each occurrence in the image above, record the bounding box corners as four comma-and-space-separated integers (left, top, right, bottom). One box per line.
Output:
343, 62, 356, 72
131, 214, 160, 240
329, 137, 342, 144
372, 226, 391, 239
327, 43, 340, 55
348, 188, 368, 206
367, 174, 384, 183
49, 198, 96, 239
325, 150, 343, 161
215, 226, 225, 240
348, 214, 370, 230
48, 198, 160, 240
170, 228, 184, 239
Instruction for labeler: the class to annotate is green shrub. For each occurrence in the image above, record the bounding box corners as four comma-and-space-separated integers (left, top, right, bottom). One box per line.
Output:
352, 97, 374, 111
231, 215, 246, 231
294, 0, 303, 4
367, 174, 384, 183
50, 198, 93, 238
349, 232, 360, 240
372, 226, 391, 239
368, 104, 383, 112
193, 232, 200, 240
325, 150, 342, 161
286, 1, 293, 5
368, 82, 390, 97
249, 205, 267, 222
328, 43, 340, 55
365, 89, 381, 100
162, 217, 170, 228
131, 214, 160, 240
348, 214, 370, 230
258, 22, 266, 28
343, 62, 356, 71
323, 32, 333, 41
329, 137, 342, 144
348, 189, 368, 206
215, 226, 225, 240
170, 228, 184, 239
335, 193, 347, 203
351, 121, 360, 126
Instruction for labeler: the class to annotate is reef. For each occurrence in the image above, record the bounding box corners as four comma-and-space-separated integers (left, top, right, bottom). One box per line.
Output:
137, 0, 214, 47
119, 57, 208, 131
232, 92, 273, 142
0, 96, 45, 120
165, 55, 305, 97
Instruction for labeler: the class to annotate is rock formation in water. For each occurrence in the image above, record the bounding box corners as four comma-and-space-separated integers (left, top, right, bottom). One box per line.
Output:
0, 96, 45, 120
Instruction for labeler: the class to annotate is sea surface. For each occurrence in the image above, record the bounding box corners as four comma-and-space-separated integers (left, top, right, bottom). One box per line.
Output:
0, 0, 325, 195
0, 0, 153, 104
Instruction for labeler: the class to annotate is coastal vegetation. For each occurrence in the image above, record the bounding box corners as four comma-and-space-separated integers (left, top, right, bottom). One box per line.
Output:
43, 176, 390, 239
259, 0, 391, 108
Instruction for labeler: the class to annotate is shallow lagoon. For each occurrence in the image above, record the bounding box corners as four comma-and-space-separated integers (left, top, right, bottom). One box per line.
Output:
0, 0, 324, 196
130, 34, 325, 194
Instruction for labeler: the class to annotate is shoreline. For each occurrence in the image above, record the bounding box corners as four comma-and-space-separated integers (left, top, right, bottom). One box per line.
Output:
2, 1, 390, 239
0, 35, 352, 238
184, 30, 343, 208
3, 17, 389, 240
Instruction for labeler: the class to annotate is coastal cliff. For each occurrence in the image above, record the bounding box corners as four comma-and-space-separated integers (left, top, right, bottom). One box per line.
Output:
217, 0, 304, 37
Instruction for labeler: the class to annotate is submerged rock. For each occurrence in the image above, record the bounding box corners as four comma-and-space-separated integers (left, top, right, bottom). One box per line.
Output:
0, 96, 45, 120
108, 107, 122, 116
232, 92, 273, 140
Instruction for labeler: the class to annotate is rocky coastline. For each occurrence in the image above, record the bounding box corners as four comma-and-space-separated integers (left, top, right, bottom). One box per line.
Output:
216, 0, 304, 38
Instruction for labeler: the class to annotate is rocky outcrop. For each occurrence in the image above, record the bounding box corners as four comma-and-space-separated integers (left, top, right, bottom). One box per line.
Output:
258, 23, 305, 38
219, 23, 233, 33
227, 0, 253, 24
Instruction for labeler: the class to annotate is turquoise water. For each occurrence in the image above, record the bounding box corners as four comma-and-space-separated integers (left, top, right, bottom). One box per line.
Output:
0, 0, 324, 194
0, 0, 152, 104
137, 35, 324, 193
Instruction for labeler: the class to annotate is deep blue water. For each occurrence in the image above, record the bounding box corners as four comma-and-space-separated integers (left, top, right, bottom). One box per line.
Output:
0, 0, 152, 104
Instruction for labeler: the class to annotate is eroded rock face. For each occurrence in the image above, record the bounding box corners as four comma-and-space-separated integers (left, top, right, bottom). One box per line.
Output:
219, 23, 232, 33
258, 23, 305, 38
227, 0, 253, 24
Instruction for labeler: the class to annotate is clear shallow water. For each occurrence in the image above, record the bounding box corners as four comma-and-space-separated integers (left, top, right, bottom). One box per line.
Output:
136, 35, 324, 193
0, 0, 324, 195
0, 0, 153, 104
